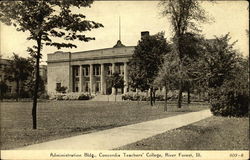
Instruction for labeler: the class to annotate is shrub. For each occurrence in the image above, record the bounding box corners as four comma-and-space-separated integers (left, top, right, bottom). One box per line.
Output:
56, 86, 67, 93
39, 93, 49, 99
78, 94, 91, 100
3, 93, 17, 99
122, 91, 166, 101
209, 82, 249, 117
49, 92, 93, 101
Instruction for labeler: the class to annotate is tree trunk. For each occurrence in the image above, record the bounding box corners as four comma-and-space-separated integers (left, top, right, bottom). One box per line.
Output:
150, 87, 153, 106
115, 88, 117, 102
177, 82, 183, 108
153, 89, 156, 105
16, 79, 19, 102
187, 86, 191, 104
136, 89, 139, 105
32, 37, 41, 130
164, 82, 168, 112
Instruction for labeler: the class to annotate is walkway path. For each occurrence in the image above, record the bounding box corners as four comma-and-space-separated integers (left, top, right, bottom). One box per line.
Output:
18, 109, 212, 150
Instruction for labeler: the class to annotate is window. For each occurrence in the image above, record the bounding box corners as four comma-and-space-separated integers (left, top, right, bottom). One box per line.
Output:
96, 82, 100, 92
93, 65, 100, 76
73, 67, 79, 77
74, 82, 79, 92
107, 65, 112, 75
83, 66, 89, 77
117, 64, 124, 75
85, 82, 90, 92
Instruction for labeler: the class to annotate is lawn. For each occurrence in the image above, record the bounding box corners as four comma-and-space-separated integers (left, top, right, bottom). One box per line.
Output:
118, 116, 249, 150
0, 100, 208, 149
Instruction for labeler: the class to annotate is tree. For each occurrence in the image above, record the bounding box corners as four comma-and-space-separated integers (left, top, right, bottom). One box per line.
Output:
107, 72, 124, 101
0, 1, 103, 129
155, 33, 205, 109
3, 53, 33, 101
128, 32, 171, 106
159, 0, 211, 108
154, 52, 179, 111
193, 33, 249, 116
195, 34, 238, 89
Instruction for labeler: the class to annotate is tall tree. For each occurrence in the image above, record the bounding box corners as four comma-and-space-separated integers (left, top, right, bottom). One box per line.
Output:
128, 32, 171, 106
195, 34, 239, 90
3, 53, 33, 101
196, 34, 249, 117
154, 51, 179, 111
0, 1, 103, 129
159, 0, 210, 107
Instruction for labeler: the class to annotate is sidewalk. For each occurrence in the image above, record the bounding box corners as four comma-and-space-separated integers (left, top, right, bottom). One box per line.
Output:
18, 109, 212, 150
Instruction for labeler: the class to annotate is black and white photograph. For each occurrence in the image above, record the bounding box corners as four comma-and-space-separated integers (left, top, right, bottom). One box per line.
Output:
0, 0, 249, 160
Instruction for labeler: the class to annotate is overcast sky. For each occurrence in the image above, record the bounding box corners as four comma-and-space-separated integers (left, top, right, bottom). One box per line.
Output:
0, 1, 249, 64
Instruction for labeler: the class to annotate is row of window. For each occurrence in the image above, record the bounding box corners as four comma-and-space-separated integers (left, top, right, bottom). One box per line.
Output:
73, 65, 124, 77
72, 82, 101, 93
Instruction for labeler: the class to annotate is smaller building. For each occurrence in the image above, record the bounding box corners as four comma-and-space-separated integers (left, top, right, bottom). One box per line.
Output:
0, 58, 47, 95
0, 59, 16, 93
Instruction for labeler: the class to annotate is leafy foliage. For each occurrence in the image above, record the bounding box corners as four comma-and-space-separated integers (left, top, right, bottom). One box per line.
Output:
129, 32, 171, 91
3, 53, 34, 99
0, 1, 103, 52
107, 72, 124, 91
159, 0, 211, 108
0, 1, 103, 128
194, 34, 249, 117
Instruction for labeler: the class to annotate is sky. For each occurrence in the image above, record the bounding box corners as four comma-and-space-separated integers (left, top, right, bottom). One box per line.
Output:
0, 1, 249, 64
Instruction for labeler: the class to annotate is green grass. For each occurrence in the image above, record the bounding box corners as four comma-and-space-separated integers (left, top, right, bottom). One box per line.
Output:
0, 100, 208, 149
117, 116, 249, 150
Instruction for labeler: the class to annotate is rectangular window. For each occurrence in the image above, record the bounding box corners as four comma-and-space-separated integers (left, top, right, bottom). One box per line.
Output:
107, 65, 112, 75
74, 82, 79, 92
93, 65, 100, 76
74, 67, 79, 77
83, 66, 89, 77
85, 82, 89, 92
96, 82, 100, 92
120, 65, 124, 75
117, 64, 124, 75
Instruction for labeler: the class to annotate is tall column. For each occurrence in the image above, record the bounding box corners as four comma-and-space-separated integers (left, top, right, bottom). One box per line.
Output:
111, 63, 116, 95
68, 52, 72, 92
90, 64, 93, 94
101, 64, 105, 95
123, 62, 128, 93
79, 65, 83, 92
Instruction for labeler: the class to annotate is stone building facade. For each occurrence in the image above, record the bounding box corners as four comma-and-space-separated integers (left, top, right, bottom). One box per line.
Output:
47, 41, 135, 95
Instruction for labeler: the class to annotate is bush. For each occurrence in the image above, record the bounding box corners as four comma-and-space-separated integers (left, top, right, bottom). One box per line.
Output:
3, 93, 17, 99
39, 93, 49, 99
78, 94, 91, 100
209, 83, 249, 117
49, 92, 93, 101
122, 91, 166, 101
56, 86, 67, 93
